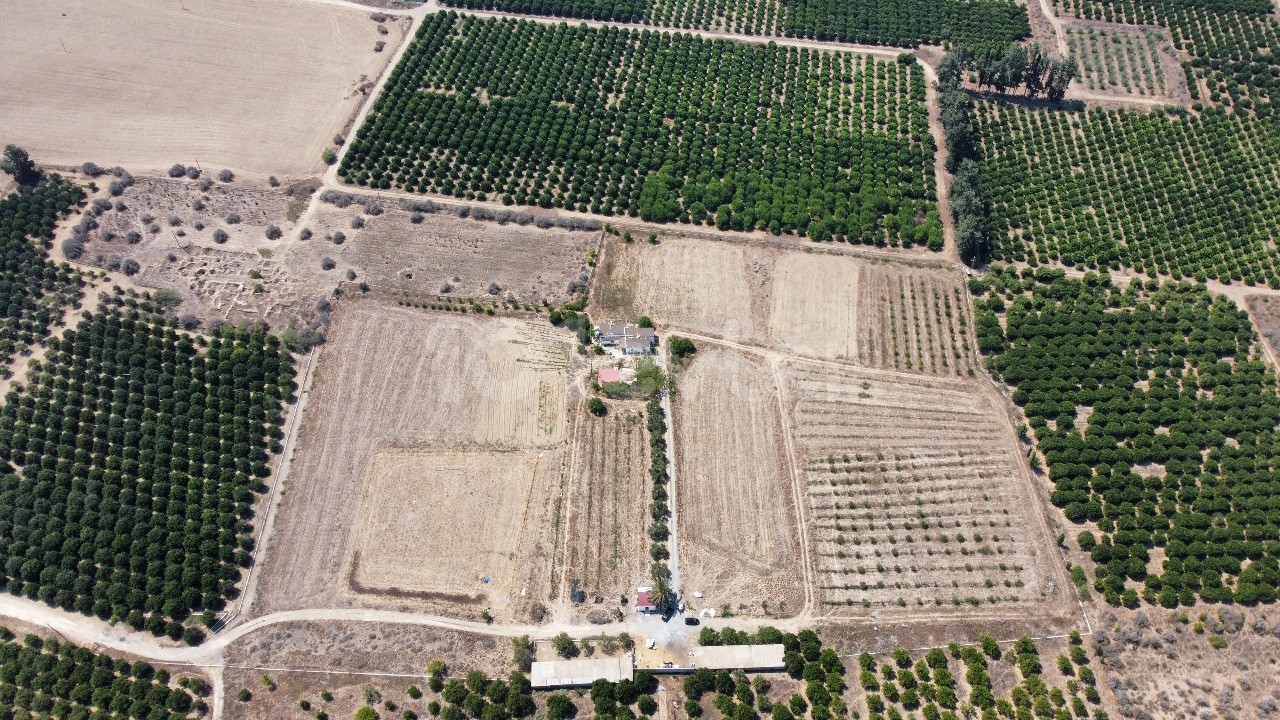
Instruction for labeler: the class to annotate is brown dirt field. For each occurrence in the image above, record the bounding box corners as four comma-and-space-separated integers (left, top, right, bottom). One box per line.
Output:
563, 401, 652, 611
855, 264, 980, 377
255, 302, 579, 622
1063, 21, 1190, 103
71, 176, 336, 327
597, 234, 969, 374
348, 449, 543, 602
293, 201, 597, 305
782, 362, 1072, 619
673, 346, 805, 619
224, 621, 509, 720
2, 0, 404, 177
1244, 294, 1280, 360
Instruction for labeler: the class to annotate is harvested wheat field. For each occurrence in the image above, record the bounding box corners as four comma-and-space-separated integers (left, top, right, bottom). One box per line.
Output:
597, 234, 960, 369
291, 201, 597, 304
256, 302, 578, 621
562, 402, 651, 612
673, 346, 805, 618
1, 0, 404, 176
781, 362, 1070, 618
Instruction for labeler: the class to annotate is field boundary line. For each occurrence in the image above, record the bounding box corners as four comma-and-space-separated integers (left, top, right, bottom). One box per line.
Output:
770, 360, 815, 617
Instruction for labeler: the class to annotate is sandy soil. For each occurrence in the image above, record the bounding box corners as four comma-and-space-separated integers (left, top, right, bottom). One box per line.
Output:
672, 346, 805, 619
254, 302, 579, 622
1, 0, 405, 177
856, 264, 980, 377
563, 401, 652, 615
783, 363, 1072, 619
294, 201, 597, 305
1244, 295, 1280, 366
598, 235, 963, 371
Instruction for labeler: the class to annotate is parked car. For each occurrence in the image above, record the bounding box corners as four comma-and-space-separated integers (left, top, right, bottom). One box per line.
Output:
684, 617, 700, 626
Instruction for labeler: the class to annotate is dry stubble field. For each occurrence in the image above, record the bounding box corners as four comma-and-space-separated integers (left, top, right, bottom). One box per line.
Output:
1, 0, 402, 176
673, 346, 805, 618
256, 302, 577, 621
597, 234, 974, 375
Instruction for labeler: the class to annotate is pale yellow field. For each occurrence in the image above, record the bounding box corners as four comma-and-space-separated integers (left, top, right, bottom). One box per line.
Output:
1, 0, 402, 176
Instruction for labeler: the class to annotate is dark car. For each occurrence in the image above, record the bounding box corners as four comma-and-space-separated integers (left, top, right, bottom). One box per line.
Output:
684, 617, 700, 626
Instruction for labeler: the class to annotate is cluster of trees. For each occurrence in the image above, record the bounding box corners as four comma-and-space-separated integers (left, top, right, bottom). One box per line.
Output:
686, 628, 844, 720
341, 14, 941, 248
442, 0, 646, 22
644, 396, 673, 612
974, 102, 1280, 286
779, 0, 1030, 49
974, 271, 1280, 605
0, 291, 295, 641
1, 146, 43, 189
441, 0, 1031, 50
1060, 0, 1280, 116
857, 635, 1101, 720
950, 44, 1077, 100
0, 177, 87, 367
432, 664, 537, 720
936, 52, 990, 266
0, 632, 202, 719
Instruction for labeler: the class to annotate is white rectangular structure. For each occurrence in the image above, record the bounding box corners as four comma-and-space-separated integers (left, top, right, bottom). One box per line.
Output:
690, 644, 786, 671
531, 657, 635, 688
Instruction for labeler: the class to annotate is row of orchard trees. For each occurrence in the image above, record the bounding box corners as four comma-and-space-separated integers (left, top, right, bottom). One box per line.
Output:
954, 44, 1077, 100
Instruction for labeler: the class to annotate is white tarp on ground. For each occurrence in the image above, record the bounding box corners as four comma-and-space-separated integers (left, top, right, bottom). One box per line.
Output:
690, 644, 787, 671
531, 657, 635, 688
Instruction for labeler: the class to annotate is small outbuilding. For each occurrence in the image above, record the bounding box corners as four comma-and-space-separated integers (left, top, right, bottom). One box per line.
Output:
598, 368, 623, 384
636, 586, 658, 613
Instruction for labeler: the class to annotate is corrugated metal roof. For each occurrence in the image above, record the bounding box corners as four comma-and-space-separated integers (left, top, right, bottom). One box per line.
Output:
531, 657, 634, 688
689, 644, 786, 671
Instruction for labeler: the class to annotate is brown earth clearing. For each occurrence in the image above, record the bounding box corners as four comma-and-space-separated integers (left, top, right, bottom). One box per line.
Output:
1244, 294, 1280, 362
673, 346, 805, 619
1, 0, 404, 177
595, 234, 970, 374
782, 363, 1072, 619
254, 302, 579, 622
1086, 604, 1280, 719
563, 400, 652, 617
68, 176, 335, 328
295, 200, 598, 305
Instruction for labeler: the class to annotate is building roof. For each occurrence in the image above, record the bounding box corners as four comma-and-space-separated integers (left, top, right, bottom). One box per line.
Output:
690, 644, 786, 671
621, 336, 651, 351
636, 589, 654, 607
597, 321, 627, 337
531, 657, 634, 689
598, 368, 623, 383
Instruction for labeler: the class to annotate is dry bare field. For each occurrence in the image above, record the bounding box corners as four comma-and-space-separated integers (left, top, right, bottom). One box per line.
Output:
255, 302, 577, 621
293, 201, 597, 304
672, 346, 805, 618
596, 234, 969, 374
782, 362, 1071, 618
563, 402, 651, 612
1, 0, 403, 176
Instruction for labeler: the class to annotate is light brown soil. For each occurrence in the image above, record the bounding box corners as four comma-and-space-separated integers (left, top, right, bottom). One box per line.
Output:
782, 363, 1071, 618
673, 346, 805, 619
2, 0, 405, 177
254, 302, 580, 622
73, 176, 335, 328
1088, 605, 1280, 720
596, 234, 964, 372
563, 401, 652, 612
294, 201, 598, 305
1244, 294, 1280, 363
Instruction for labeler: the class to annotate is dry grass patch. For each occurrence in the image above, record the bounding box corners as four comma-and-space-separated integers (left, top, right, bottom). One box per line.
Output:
855, 264, 980, 376
673, 346, 804, 618
256, 303, 577, 620
293, 202, 596, 304
2, 0, 403, 175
